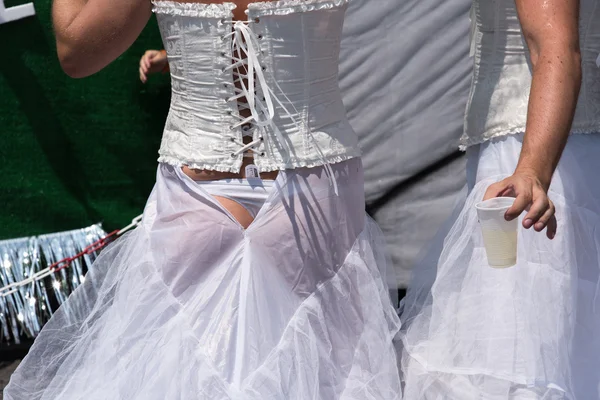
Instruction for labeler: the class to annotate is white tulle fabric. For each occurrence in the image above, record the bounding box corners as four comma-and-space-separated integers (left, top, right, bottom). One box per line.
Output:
400, 133, 600, 399
4, 158, 401, 400
462, 0, 600, 149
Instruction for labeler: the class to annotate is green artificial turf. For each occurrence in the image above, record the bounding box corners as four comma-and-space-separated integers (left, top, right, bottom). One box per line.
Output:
0, 3, 170, 239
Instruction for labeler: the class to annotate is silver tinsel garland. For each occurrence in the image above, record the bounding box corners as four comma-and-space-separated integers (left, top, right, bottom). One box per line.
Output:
0, 224, 106, 344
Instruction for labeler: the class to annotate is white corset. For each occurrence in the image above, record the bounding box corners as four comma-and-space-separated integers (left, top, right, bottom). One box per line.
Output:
462, 0, 600, 149
152, 0, 360, 173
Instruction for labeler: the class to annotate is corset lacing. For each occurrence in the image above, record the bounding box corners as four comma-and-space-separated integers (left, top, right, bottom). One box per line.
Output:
222, 19, 338, 194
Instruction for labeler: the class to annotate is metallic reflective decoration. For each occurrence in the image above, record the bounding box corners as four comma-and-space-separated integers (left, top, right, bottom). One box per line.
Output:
0, 224, 106, 344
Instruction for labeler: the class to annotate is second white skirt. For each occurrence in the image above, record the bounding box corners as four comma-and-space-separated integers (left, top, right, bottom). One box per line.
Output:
4, 158, 401, 400
400, 133, 600, 399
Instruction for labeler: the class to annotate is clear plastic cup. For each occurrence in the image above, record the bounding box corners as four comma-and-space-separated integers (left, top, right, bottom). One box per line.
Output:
475, 197, 518, 268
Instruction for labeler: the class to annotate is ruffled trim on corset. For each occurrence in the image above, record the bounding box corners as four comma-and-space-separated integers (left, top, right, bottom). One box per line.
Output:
151, 0, 236, 18
158, 155, 243, 174
158, 150, 361, 173
259, 149, 362, 171
458, 126, 600, 151
247, 0, 348, 16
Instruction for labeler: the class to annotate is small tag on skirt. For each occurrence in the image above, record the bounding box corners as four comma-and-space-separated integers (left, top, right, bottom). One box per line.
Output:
245, 164, 260, 179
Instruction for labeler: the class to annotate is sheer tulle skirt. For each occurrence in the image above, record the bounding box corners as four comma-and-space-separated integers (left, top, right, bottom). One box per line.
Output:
4, 158, 401, 400
400, 133, 600, 399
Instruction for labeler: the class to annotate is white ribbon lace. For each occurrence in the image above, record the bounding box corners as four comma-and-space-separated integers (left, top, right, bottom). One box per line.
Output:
223, 20, 339, 195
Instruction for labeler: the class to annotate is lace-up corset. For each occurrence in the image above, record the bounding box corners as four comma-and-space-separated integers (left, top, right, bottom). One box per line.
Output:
152, 0, 360, 173
462, 0, 600, 149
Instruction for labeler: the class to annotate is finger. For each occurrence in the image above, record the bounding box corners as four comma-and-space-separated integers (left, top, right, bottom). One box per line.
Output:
505, 191, 531, 221
523, 195, 550, 229
144, 58, 151, 70
483, 182, 504, 201
498, 185, 516, 198
139, 68, 147, 83
483, 185, 497, 201
483, 179, 517, 201
546, 214, 558, 240
533, 201, 555, 232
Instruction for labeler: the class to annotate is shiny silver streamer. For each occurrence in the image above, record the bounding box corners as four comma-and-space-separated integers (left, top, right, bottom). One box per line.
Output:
0, 224, 106, 344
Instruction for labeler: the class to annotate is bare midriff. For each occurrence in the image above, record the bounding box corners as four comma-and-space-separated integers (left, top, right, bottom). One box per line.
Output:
179, 0, 281, 182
